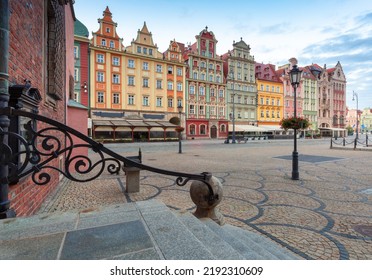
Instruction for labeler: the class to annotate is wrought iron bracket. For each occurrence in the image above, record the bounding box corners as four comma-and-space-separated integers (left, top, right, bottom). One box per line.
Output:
0, 107, 216, 206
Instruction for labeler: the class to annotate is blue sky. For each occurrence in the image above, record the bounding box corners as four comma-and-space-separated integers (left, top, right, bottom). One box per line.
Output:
74, 0, 372, 110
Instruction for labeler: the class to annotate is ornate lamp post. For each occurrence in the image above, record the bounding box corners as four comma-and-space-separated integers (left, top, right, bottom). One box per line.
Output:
177, 104, 183, 154
352, 91, 359, 139
230, 70, 236, 144
289, 63, 302, 180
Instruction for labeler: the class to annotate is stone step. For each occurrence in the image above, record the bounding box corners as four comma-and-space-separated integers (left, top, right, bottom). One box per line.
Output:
223, 224, 299, 260
136, 200, 216, 260
202, 219, 298, 260
1, 199, 300, 260
202, 218, 277, 259
175, 211, 245, 260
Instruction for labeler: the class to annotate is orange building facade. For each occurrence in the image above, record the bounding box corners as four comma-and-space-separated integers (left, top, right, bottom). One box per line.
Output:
89, 7, 184, 141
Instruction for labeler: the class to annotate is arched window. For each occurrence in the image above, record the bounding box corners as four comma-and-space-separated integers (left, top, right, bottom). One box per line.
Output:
189, 124, 196, 135
200, 124, 206, 135
220, 124, 226, 132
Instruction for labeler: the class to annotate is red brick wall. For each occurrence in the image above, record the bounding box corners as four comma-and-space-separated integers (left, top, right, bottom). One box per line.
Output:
8, 0, 72, 216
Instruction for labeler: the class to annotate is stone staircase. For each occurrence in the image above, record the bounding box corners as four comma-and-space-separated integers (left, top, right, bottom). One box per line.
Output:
0, 200, 299, 260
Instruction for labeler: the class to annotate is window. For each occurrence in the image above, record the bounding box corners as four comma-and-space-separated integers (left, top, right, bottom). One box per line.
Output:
271, 99, 275, 105
260, 111, 264, 117
260, 84, 264, 90
156, 80, 162, 89
156, 64, 162, 72
189, 85, 195, 94
177, 99, 182, 107
219, 89, 224, 98
276, 86, 280, 93
266, 98, 269, 105
74, 91, 79, 102
277, 99, 280, 106
143, 47, 147, 54
156, 97, 162, 107
112, 57, 119, 66
272, 86, 275, 92
110, 41, 114, 48
220, 124, 226, 132
210, 88, 215, 97
149, 49, 153, 56
142, 96, 149, 106
209, 75, 213, 82
189, 104, 195, 114
190, 124, 196, 135
201, 73, 205, 80
97, 92, 104, 103
216, 76, 220, 83
266, 85, 269, 91
167, 81, 173, 90
128, 59, 135, 68
74, 46, 79, 58
74, 68, 79, 82
97, 72, 104, 82
260, 97, 264, 104
199, 86, 205, 95
143, 78, 149, 87
143, 62, 149, 70
128, 76, 134, 86
168, 66, 173, 74
210, 106, 215, 115
97, 54, 104, 63
106, 27, 110, 33
101, 39, 106, 46
112, 74, 120, 84
137, 46, 141, 53
177, 82, 182, 91
128, 95, 134, 105
266, 110, 269, 117
200, 124, 206, 135
168, 98, 173, 108
113, 93, 120, 104
177, 67, 182, 76
219, 107, 224, 116
209, 63, 213, 70
193, 72, 198, 79
199, 105, 205, 115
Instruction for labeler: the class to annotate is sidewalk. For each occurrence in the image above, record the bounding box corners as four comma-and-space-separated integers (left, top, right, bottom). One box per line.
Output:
3, 139, 372, 259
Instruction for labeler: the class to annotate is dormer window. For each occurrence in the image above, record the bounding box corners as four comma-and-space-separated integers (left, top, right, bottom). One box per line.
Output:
101, 39, 106, 46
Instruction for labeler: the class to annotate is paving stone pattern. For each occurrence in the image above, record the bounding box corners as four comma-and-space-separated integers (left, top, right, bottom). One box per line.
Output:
38, 140, 372, 260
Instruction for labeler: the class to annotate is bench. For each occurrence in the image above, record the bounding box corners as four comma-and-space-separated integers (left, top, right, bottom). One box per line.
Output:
122, 148, 142, 193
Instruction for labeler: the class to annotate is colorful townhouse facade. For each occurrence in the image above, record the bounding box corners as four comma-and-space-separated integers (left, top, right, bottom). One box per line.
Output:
223, 38, 257, 131
183, 27, 228, 139
255, 63, 284, 129
89, 7, 183, 142
315, 62, 347, 136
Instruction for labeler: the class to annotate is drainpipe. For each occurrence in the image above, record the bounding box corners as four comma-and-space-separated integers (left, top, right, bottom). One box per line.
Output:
0, 0, 16, 219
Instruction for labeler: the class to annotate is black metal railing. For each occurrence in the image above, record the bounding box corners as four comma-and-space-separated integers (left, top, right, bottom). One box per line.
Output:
330, 135, 369, 149
0, 107, 218, 217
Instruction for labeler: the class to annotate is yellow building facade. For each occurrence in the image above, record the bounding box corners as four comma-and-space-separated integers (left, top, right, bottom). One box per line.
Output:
89, 7, 186, 141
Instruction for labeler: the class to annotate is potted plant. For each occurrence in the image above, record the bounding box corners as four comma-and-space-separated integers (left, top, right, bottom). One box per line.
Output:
175, 126, 184, 133
279, 117, 310, 131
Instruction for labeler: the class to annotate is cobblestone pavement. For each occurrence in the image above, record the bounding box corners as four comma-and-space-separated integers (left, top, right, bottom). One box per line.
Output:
38, 139, 372, 260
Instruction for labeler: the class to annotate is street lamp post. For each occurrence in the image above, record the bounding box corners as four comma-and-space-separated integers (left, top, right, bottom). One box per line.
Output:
177, 104, 183, 154
289, 64, 302, 180
352, 91, 359, 139
230, 70, 236, 144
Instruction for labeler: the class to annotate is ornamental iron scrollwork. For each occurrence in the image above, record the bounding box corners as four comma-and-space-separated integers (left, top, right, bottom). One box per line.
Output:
0, 107, 216, 203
